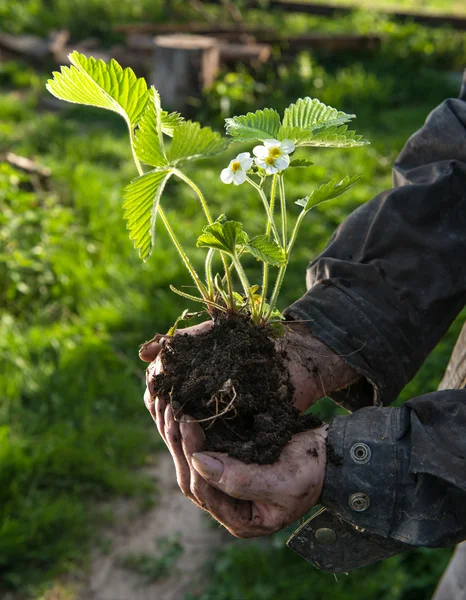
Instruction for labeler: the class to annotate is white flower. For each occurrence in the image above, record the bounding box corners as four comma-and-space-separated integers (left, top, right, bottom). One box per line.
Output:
253, 139, 295, 175
220, 152, 253, 185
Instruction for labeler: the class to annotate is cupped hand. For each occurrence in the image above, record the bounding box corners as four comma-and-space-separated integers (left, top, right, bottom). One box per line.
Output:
140, 319, 359, 418
163, 405, 328, 538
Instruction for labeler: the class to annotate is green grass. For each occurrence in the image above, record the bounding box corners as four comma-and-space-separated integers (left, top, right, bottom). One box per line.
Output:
120, 535, 183, 583
1, 6, 465, 597
299, 0, 466, 16
185, 532, 453, 600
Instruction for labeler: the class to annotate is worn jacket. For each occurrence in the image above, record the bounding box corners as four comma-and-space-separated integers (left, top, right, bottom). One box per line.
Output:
285, 72, 466, 573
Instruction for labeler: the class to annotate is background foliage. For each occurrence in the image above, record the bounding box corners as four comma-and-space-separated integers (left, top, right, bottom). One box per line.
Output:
1, 0, 465, 597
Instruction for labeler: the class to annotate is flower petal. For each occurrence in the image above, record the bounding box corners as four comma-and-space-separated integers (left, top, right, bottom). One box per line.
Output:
263, 139, 280, 148
280, 139, 295, 154
233, 170, 247, 185
264, 164, 279, 175
253, 145, 268, 159
254, 157, 267, 169
275, 154, 290, 171
239, 156, 253, 170
220, 168, 234, 184
236, 152, 251, 161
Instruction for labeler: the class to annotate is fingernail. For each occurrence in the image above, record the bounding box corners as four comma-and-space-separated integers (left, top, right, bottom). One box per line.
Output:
192, 453, 224, 482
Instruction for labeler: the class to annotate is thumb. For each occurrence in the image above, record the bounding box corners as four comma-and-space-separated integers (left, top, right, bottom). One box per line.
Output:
139, 321, 213, 362
192, 452, 281, 502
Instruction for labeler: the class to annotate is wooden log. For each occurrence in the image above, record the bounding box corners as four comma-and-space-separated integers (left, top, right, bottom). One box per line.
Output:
219, 42, 272, 65
115, 22, 274, 36
0, 33, 50, 62
152, 34, 220, 112
4, 153, 52, 179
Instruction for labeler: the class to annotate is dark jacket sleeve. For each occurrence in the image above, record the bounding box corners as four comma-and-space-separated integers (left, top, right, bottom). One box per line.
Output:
285, 76, 466, 571
287, 390, 466, 572
285, 79, 466, 411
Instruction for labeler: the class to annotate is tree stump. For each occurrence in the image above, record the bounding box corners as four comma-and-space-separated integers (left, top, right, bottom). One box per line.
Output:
152, 34, 220, 113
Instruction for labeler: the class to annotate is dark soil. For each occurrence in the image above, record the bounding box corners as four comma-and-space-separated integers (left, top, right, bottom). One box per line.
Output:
152, 315, 322, 464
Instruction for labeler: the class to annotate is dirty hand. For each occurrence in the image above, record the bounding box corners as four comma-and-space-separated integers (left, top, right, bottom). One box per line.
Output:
162, 409, 328, 537
140, 320, 359, 419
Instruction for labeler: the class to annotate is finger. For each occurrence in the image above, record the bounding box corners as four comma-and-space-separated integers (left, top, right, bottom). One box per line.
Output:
164, 404, 198, 504
144, 388, 156, 420
179, 422, 262, 536
179, 417, 206, 504
154, 395, 168, 443
139, 321, 213, 362
139, 337, 163, 362
191, 452, 286, 503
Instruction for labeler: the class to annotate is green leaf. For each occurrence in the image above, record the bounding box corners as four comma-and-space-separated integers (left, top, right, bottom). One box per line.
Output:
280, 97, 352, 135
278, 97, 368, 147
293, 125, 369, 148
123, 169, 172, 261
197, 220, 248, 255
243, 235, 286, 267
225, 108, 281, 142
282, 97, 354, 129
134, 91, 168, 168
168, 121, 229, 165
46, 51, 149, 127
289, 158, 314, 168
296, 175, 360, 212
160, 110, 184, 137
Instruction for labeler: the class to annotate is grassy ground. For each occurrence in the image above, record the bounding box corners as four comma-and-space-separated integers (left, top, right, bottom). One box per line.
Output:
298, 0, 466, 16
1, 2, 465, 597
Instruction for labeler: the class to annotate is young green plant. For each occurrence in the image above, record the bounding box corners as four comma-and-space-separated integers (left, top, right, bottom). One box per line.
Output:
47, 52, 368, 327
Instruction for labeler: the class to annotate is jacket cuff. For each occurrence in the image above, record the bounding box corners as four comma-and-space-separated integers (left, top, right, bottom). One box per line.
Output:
287, 406, 411, 572
321, 407, 403, 537
285, 282, 406, 409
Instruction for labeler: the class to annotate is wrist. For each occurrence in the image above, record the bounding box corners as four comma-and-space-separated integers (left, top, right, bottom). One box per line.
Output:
312, 424, 329, 504
286, 323, 360, 411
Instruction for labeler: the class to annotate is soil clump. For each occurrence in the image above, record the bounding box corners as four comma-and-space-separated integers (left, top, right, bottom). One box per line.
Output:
153, 315, 322, 464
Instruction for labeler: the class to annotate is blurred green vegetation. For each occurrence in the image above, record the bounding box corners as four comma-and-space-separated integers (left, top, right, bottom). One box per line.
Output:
1, 0, 465, 597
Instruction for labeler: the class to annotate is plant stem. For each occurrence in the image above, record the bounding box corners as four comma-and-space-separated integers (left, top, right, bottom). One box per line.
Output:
246, 176, 281, 245
205, 249, 215, 297
265, 210, 306, 321
256, 174, 279, 319
174, 168, 235, 308
279, 174, 287, 248
158, 208, 207, 295
128, 128, 206, 297
231, 254, 257, 321
173, 168, 213, 224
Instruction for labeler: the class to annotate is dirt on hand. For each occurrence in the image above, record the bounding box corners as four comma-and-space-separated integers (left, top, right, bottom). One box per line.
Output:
152, 315, 322, 464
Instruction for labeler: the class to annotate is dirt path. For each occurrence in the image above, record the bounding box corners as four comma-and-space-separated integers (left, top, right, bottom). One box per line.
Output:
79, 452, 225, 600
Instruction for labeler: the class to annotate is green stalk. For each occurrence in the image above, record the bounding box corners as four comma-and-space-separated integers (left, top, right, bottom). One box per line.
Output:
246, 176, 281, 245
205, 248, 215, 297
174, 168, 235, 308
173, 168, 213, 224
158, 208, 207, 296
231, 254, 258, 322
222, 252, 235, 311
279, 174, 287, 248
129, 128, 207, 298
256, 174, 279, 320
265, 210, 306, 321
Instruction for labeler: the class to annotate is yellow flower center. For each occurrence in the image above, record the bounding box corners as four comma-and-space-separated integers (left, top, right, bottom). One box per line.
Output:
269, 147, 281, 159
231, 161, 241, 172
265, 156, 276, 165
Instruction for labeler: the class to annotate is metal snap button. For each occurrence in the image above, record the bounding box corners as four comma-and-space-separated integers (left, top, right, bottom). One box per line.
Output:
349, 492, 370, 512
315, 528, 337, 545
350, 443, 371, 464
